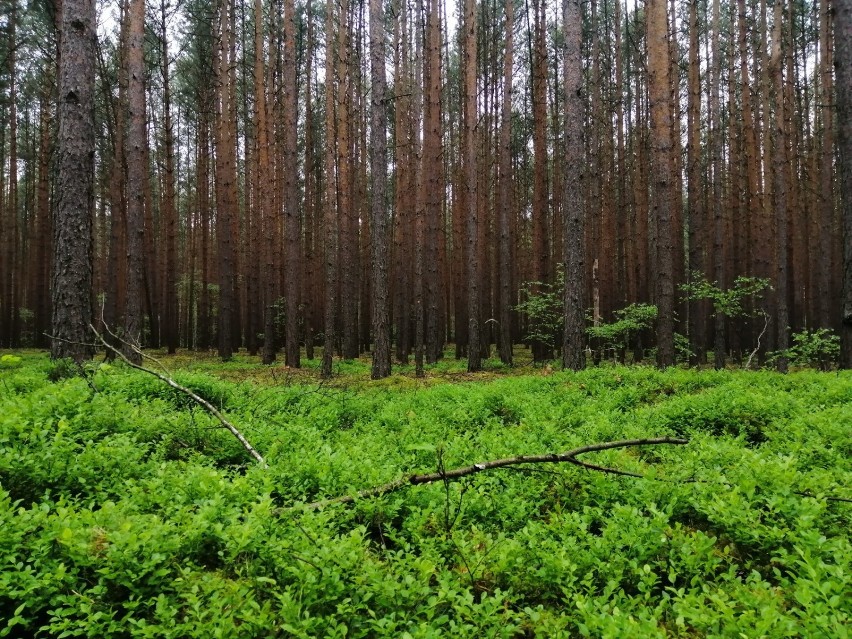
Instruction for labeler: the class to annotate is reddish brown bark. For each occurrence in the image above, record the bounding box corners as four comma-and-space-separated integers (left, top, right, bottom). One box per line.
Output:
647, 0, 675, 367
123, 0, 146, 363
214, 0, 238, 361
422, 0, 442, 364
531, 0, 549, 361
562, 0, 586, 371
159, 0, 179, 354
321, 0, 339, 378
369, 0, 391, 378
464, 0, 480, 372
283, 0, 301, 367
838, 0, 852, 366
496, 0, 513, 366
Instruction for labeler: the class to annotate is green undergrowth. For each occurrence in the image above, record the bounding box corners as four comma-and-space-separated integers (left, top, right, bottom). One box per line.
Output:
0, 351, 849, 637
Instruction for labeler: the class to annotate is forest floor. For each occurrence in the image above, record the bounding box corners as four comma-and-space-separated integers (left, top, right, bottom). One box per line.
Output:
0, 349, 850, 637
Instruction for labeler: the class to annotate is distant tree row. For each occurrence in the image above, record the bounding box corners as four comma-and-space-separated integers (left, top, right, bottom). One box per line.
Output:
0, 0, 850, 373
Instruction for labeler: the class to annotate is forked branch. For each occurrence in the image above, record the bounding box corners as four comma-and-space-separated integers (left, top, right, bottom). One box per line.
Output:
89, 323, 267, 467
298, 437, 689, 509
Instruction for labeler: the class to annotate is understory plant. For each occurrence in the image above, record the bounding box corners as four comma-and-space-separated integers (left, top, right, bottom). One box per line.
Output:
768, 328, 841, 370
514, 268, 565, 353
586, 303, 658, 362
0, 353, 849, 638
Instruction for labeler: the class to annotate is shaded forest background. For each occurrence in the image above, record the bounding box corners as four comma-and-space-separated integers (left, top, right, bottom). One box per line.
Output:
0, 0, 848, 372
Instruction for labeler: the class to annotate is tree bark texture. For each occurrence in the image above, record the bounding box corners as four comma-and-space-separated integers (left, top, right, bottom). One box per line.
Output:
771, 0, 789, 372
647, 0, 675, 367
123, 0, 147, 364
710, 0, 726, 369
214, 0, 238, 361
322, 0, 339, 378
464, 0, 481, 372
51, 0, 96, 363
369, 0, 391, 379
838, 0, 852, 367
562, 0, 586, 371
255, 0, 275, 365
497, 0, 514, 366
283, 0, 301, 367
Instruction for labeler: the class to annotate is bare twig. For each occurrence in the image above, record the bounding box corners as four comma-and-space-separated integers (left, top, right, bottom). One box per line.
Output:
89, 324, 267, 467
291, 437, 689, 510
745, 311, 769, 370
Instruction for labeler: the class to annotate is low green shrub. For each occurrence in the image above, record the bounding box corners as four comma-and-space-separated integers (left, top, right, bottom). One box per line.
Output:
0, 355, 848, 637
768, 328, 841, 370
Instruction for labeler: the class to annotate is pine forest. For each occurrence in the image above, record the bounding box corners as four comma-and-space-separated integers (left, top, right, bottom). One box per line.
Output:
0, 0, 850, 371
0, 0, 851, 635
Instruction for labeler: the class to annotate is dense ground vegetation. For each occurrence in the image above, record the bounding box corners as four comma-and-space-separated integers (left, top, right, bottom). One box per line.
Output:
0, 352, 850, 637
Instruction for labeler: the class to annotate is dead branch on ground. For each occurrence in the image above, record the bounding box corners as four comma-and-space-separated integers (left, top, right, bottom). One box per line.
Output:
292, 437, 689, 510
89, 323, 267, 467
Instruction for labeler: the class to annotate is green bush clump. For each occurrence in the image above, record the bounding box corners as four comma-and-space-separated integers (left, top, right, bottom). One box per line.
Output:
45, 358, 80, 382
768, 328, 841, 370
0, 354, 849, 637
108, 370, 239, 411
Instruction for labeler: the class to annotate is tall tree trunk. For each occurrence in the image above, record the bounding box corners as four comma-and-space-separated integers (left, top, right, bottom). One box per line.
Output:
215, 0, 237, 360
303, 0, 317, 360
451, 11, 468, 359
241, 1, 258, 357
104, 0, 128, 354
496, 0, 513, 366
710, 0, 726, 369
369, 0, 391, 378
33, 87, 53, 348
771, 0, 789, 371
413, 0, 425, 378
337, 0, 358, 361
51, 0, 95, 362
142, 119, 160, 348
738, 0, 760, 354
358, 51, 372, 355
727, 2, 743, 361
613, 0, 627, 317
124, 0, 147, 364
0, 105, 6, 345
227, 0, 241, 351
531, 0, 549, 361
668, 0, 685, 342
464, 0, 481, 372
256, 0, 276, 365
322, 0, 339, 377
837, 0, 852, 367
198, 116, 212, 351
686, 0, 706, 365
160, 0, 179, 354
423, 0, 442, 364
756, 0, 776, 358
4, 0, 20, 347
283, 0, 301, 367
562, 0, 585, 371
587, 0, 602, 334
392, 0, 413, 363
819, 0, 834, 330
647, 0, 675, 367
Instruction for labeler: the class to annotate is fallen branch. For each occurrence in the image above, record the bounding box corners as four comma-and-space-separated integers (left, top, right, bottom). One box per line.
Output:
296, 437, 689, 510
89, 324, 267, 468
